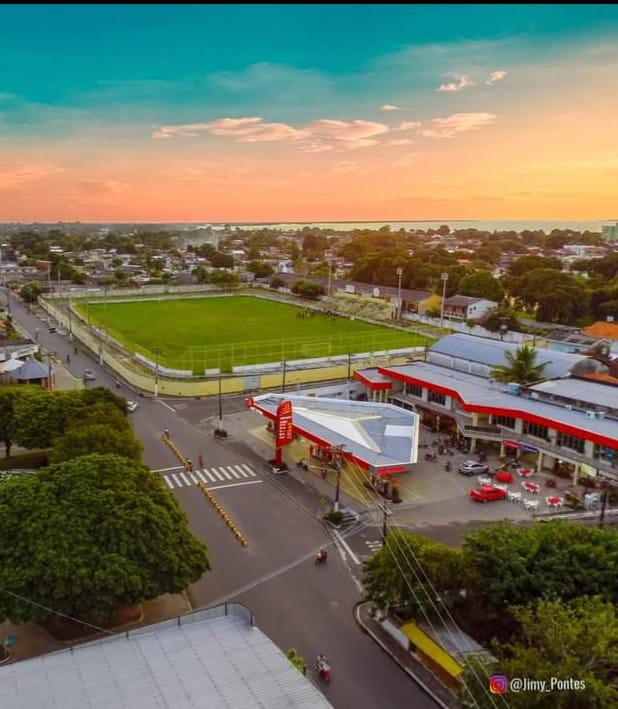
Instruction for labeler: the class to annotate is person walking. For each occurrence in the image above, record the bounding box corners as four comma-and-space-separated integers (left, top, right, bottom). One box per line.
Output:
198, 453, 203, 469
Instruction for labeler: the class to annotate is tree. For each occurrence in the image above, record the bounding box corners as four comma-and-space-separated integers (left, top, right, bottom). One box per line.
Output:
490, 344, 548, 384
19, 281, 43, 303
50, 424, 143, 464
269, 276, 285, 290
462, 522, 618, 614
0, 386, 20, 457
363, 530, 464, 621
246, 260, 274, 279
0, 454, 210, 624
461, 597, 618, 708
508, 255, 562, 278
458, 271, 504, 302
291, 280, 325, 299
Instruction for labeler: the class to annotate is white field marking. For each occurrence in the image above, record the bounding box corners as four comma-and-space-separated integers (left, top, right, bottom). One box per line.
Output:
156, 399, 176, 413
208, 479, 263, 491
180, 473, 191, 485
171, 473, 183, 487
333, 529, 361, 566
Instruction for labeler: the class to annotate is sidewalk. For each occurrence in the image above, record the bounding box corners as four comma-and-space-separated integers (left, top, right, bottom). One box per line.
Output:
0, 593, 191, 664
354, 602, 460, 709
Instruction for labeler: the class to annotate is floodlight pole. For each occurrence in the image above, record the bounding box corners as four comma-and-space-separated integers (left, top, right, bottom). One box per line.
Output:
281, 360, 287, 393
396, 267, 403, 320
333, 444, 345, 512
439, 272, 449, 329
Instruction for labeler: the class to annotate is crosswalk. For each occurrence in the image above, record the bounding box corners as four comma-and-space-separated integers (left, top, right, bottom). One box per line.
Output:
365, 540, 383, 553
158, 463, 259, 490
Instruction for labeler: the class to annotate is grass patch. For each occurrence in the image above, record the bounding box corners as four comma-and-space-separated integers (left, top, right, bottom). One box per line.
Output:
78, 295, 431, 373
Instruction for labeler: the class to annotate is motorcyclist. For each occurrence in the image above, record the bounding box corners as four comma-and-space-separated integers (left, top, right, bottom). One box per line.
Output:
316, 654, 329, 671
317, 548, 327, 563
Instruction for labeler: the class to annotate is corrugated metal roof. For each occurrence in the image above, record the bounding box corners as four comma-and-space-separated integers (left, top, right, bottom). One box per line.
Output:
429, 334, 587, 379
0, 606, 335, 709
530, 378, 618, 412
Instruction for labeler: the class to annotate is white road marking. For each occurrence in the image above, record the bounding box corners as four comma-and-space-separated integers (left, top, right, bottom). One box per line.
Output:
226, 466, 241, 479
171, 473, 183, 487
203, 469, 218, 482
235, 465, 250, 478
164, 477, 174, 489
333, 530, 361, 566
156, 399, 177, 413
190, 473, 199, 484
210, 468, 225, 482
180, 473, 191, 485
240, 464, 254, 476
153, 466, 185, 473
196, 470, 208, 483
209, 480, 263, 491
218, 467, 233, 480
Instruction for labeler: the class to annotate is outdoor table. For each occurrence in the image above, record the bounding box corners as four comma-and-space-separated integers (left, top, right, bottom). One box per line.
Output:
522, 482, 540, 494
523, 499, 539, 511
507, 491, 522, 502
478, 475, 492, 486
545, 496, 564, 508
519, 468, 535, 478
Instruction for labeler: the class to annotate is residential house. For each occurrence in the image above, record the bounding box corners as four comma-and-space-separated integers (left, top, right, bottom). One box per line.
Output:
441, 295, 497, 321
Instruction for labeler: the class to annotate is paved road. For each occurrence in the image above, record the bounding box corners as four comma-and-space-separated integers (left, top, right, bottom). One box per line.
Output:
7, 291, 440, 709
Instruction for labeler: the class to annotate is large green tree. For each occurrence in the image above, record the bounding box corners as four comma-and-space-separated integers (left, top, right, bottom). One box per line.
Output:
461, 597, 618, 708
490, 344, 548, 384
0, 454, 210, 624
363, 530, 464, 621
50, 424, 142, 464
0, 386, 21, 457
458, 271, 505, 302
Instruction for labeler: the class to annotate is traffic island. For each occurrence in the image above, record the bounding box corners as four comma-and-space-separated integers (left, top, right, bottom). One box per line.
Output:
196, 482, 249, 547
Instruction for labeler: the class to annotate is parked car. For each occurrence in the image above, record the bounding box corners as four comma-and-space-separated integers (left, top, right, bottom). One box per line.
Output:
458, 460, 490, 476
126, 401, 138, 413
83, 368, 96, 381
470, 485, 507, 503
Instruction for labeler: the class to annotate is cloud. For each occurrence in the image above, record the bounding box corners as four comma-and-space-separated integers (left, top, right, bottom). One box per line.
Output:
419, 112, 497, 138
437, 75, 473, 92
381, 104, 399, 111
153, 116, 390, 152
0, 161, 63, 190
397, 121, 421, 131
486, 70, 507, 85
75, 179, 130, 195
330, 161, 360, 174
388, 139, 415, 146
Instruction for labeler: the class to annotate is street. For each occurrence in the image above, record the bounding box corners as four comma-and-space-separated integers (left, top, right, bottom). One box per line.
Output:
6, 291, 440, 709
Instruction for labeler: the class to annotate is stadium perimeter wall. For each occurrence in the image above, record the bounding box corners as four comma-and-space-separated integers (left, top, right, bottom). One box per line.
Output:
39, 292, 423, 397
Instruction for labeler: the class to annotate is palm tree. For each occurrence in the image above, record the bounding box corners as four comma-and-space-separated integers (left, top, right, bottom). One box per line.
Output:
491, 344, 548, 385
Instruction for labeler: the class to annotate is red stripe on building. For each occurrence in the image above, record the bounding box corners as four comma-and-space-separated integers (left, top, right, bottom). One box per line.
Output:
353, 371, 392, 391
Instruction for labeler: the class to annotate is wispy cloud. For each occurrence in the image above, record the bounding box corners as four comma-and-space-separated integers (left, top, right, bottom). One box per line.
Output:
75, 179, 130, 196
397, 121, 421, 131
0, 161, 63, 190
419, 112, 497, 138
153, 116, 390, 152
485, 70, 507, 84
437, 75, 472, 92
381, 103, 399, 111
388, 139, 415, 146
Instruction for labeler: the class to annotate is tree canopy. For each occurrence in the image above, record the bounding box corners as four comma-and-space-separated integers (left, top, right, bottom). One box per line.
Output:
490, 344, 548, 384
0, 454, 210, 624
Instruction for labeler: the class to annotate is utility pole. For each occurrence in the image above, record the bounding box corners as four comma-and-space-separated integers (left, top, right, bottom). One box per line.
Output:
396, 267, 403, 320
381, 500, 391, 539
347, 352, 352, 400
218, 375, 223, 430
281, 360, 287, 393
332, 444, 345, 512
153, 347, 160, 397
599, 488, 609, 528
439, 272, 449, 330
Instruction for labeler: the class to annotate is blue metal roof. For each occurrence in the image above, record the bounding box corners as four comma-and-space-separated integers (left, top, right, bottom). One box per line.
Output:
429, 334, 588, 380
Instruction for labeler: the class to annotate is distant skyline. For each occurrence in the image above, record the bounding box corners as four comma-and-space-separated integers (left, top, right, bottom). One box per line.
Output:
1, 4, 617, 222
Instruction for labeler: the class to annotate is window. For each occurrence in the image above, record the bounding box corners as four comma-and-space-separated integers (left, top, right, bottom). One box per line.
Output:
557, 432, 585, 454
405, 383, 423, 398
523, 422, 549, 440
494, 415, 516, 429
428, 390, 446, 406
594, 445, 616, 463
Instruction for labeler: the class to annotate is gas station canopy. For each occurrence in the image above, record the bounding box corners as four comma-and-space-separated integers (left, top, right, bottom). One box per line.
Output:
247, 394, 420, 474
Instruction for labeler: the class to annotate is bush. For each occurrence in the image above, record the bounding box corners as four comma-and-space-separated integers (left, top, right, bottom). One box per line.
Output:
325, 510, 343, 525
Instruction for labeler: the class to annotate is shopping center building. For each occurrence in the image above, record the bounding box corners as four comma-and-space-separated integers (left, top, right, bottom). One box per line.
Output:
354, 334, 618, 484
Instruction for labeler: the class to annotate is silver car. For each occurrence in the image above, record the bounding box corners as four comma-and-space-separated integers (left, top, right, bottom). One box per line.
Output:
458, 460, 490, 476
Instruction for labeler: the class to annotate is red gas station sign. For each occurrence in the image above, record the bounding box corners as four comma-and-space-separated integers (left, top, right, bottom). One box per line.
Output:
275, 400, 294, 447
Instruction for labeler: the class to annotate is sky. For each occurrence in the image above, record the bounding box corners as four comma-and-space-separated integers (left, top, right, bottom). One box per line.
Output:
1, 4, 618, 223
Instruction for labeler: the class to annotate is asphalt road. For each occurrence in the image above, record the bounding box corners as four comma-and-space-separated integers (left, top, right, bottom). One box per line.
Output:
7, 290, 440, 709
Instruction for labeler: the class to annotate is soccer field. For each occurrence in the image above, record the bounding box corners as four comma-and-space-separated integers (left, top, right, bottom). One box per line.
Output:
80, 296, 429, 373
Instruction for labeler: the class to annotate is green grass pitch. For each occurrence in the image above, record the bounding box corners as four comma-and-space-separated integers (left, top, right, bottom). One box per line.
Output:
80, 296, 430, 372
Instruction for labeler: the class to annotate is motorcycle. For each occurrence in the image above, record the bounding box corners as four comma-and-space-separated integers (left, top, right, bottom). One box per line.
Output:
424, 452, 437, 462
315, 657, 331, 683
315, 550, 328, 565
444, 461, 452, 472
297, 459, 309, 471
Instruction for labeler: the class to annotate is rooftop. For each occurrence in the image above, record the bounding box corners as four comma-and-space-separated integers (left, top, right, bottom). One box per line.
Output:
248, 394, 419, 471
0, 605, 334, 709
429, 334, 591, 380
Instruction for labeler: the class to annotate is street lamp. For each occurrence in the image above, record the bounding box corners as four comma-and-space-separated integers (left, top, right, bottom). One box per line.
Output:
332, 444, 345, 512
153, 347, 160, 397
396, 267, 403, 320
218, 375, 223, 430
281, 360, 287, 393
439, 272, 449, 330
327, 258, 332, 297
380, 500, 392, 539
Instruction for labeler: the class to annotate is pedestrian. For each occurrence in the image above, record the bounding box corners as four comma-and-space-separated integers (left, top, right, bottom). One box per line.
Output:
164, 428, 170, 439
186, 458, 193, 472
198, 453, 203, 468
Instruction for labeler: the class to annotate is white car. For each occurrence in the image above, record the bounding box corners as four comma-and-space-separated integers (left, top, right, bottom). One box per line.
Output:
83, 368, 96, 381
127, 401, 138, 413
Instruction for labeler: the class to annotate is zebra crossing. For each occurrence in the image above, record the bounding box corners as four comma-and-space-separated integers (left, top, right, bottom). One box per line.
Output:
159, 463, 259, 490
365, 540, 383, 553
